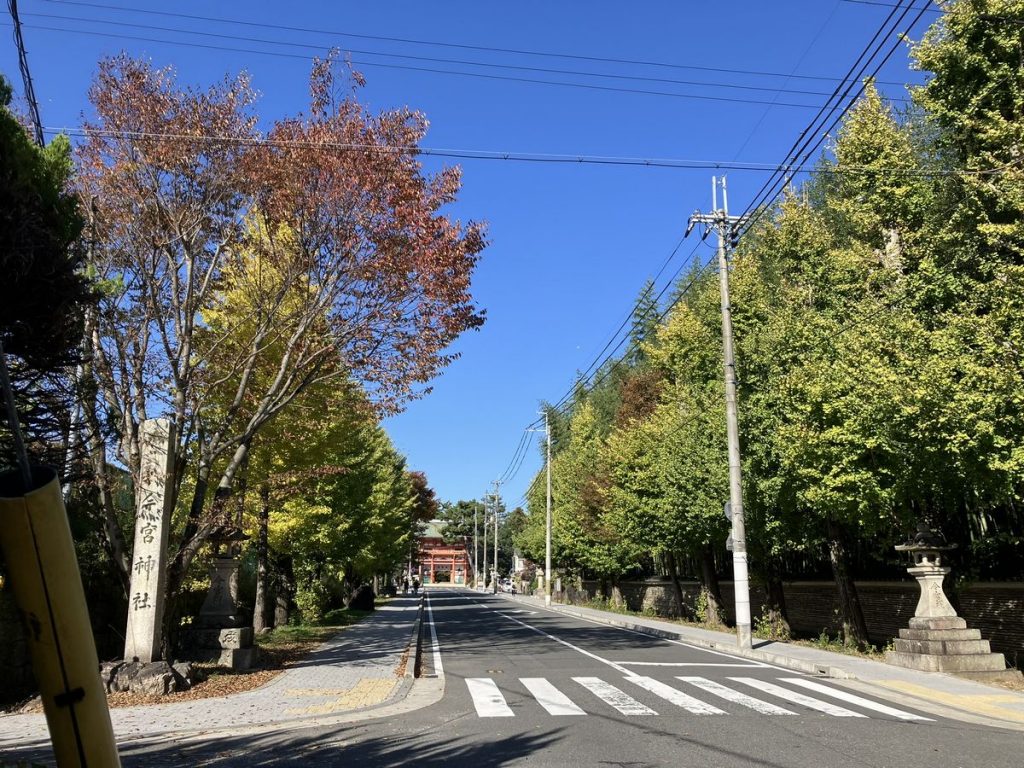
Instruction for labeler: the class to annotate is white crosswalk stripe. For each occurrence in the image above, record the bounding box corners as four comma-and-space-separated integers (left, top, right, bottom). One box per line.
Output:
626, 676, 726, 715
677, 676, 796, 715
466, 678, 515, 717
521, 678, 587, 716
466, 675, 930, 721
729, 677, 867, 717
779, 678, 933, 721
573, 676, 658, 716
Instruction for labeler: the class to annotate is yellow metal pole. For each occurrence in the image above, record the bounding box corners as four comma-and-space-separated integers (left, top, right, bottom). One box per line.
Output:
0, 467, 121, 767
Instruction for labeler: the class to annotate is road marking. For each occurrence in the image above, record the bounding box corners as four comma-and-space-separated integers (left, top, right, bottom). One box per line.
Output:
626, 676, 726, 715
676, 677, 796, 715
488, 609, 632, 674
614, 661, 765, 667
574, 677, 658, 716
425, 593, 444, 677
780, 678, 933, 721
521, 678, 586, 716
874, 680, 1024, 724
729, 678, 867, 717
466, 678, 515, 717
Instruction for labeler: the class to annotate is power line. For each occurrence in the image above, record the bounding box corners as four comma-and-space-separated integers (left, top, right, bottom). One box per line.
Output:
737, 0, 916, 223
8, 0, 43, 144
840, 0, 940, 10
46, 126, 993, 177
42, 0, 909, 87
735, 0, 934, 236
505, 0, 936, 495
25, 9, 898, 103
12, 20, 841, 110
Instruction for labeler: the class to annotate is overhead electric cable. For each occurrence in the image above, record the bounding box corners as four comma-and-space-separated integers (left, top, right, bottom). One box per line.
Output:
42, 0, 907, 86
12, 20, 836, 109
45, 126, 989, 177
26, 9, 897, 102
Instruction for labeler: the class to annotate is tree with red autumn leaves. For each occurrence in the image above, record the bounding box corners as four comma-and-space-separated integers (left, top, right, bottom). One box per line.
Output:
76, 53, 485, 626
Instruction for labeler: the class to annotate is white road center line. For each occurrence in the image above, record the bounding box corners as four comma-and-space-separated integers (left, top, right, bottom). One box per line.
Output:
486, 607, 632, 674
466, 678, 515, 717
626, 676, 727, 715
677, 676, 796, 715
520, 678, 587, 716
729, 678, 867, 717
780, 678, 933, 721
573, 677, 658, 716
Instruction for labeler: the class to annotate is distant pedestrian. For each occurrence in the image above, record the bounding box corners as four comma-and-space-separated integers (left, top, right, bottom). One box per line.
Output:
402, 576, 409, 594
412, 577, 420, 595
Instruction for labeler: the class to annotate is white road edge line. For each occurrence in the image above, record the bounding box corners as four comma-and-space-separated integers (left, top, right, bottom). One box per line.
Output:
425, 592, 444, 678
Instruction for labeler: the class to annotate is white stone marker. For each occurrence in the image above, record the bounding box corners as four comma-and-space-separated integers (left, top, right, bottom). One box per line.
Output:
123, 418, 175, 663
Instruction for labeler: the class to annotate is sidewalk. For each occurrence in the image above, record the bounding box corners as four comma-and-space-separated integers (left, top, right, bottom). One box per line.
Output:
0, 594, 432, 753
504, 590, 1024, 731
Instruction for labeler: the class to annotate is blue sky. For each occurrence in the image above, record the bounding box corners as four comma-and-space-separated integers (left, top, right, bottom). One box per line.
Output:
2, 0, 938, 510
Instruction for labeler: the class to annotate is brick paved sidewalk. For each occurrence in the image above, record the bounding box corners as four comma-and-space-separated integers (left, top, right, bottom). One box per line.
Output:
0, 594, 423, 751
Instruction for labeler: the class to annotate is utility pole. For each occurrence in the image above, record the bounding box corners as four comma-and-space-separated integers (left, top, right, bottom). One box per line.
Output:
544, 410, 553, 607
473, 502, 479, 587
492, 480, 502, 594
687, 175, 752, 650
481, 494, 488, 591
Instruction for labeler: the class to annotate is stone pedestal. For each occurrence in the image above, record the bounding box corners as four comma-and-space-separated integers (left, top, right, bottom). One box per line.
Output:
885, 531, 1021, 682
178, 555, 257, 670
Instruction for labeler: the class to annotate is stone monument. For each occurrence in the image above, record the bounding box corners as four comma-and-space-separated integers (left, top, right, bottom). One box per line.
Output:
885, 523, 1021, 681
124, 418, 175, 663
178, 526, 257, 670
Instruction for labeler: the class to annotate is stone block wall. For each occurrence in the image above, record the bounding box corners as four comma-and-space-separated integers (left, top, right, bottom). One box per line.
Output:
0, 588, 34, 705
572, 579, 1023, 667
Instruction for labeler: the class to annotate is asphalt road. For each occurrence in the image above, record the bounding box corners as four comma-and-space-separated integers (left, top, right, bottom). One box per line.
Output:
103, 586, 1019, 768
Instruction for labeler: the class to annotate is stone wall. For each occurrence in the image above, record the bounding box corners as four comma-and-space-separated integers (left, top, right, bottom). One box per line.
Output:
0, 588, 34, 705
570, 578, 1023, 667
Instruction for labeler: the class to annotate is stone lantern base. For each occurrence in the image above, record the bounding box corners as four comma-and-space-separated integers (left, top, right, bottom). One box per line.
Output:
885, 561, 1021, 681
885, 616, 1019, 680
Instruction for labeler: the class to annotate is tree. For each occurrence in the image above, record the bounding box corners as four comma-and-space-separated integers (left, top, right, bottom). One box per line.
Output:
0, 72, 91, 476
77, 53, 487, 619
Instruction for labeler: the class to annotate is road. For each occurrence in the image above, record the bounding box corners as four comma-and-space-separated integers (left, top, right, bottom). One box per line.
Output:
27, 587, 1021, 767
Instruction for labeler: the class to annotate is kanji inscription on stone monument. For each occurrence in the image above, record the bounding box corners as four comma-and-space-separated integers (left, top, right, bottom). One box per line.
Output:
124, 418, 175, 662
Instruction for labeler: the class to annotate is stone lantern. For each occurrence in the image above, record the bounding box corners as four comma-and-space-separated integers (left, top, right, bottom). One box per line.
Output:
885, 523, 1019, 680
178, 524, 257, 670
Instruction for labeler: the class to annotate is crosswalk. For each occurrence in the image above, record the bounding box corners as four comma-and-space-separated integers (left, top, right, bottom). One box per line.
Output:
464, 675, 932, 722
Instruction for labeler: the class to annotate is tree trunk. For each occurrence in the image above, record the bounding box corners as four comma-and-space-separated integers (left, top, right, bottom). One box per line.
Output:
699, 545, 725, 628
253, 483, 271, 634
665, 550, 686, 619
274, 556, 294, 628
826, 518, 870, 647
760, 558, 791, 640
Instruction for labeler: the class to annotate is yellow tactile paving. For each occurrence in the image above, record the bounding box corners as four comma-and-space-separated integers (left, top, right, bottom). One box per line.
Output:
876, 680, 1024, 723
285, 678, 398, 715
